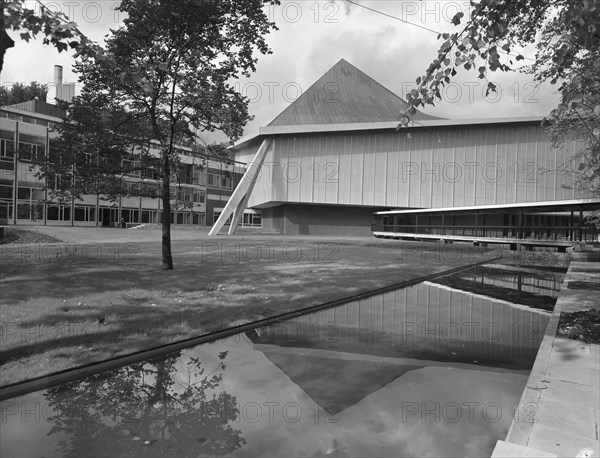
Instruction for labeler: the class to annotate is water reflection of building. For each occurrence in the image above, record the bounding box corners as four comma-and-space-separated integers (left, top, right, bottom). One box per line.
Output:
246, 276, 554, 414
429, 265, 563, 311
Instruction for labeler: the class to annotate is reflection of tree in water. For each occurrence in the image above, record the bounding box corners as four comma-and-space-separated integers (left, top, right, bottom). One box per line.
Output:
44, 350, 244, 457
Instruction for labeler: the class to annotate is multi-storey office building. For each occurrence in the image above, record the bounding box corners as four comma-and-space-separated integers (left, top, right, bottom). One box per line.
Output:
0, 99, 253, 228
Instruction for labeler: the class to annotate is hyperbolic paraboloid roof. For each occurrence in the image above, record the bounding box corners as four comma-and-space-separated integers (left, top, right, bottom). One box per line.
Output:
267, 58, 441, 126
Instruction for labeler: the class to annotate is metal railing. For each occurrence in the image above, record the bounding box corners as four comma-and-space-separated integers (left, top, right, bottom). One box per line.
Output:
371, 224, 599, 243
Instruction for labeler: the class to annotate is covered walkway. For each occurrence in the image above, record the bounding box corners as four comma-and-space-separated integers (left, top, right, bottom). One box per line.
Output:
373, 199, 600, 250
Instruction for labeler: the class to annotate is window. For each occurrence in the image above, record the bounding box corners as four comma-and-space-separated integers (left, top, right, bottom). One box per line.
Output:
214, 209, 262, 227
55, 174, 71, 191
0, 185, 12, 199
123, 159, 141, 177
0, 202, 11, 219
193, 212, 206, 225
241, 212, 262, 227
18, 134, 46, 162
47, 206, 59, 220
193, 190, 206, 203
0, 139, 15, 160
174, 187, 192, 202
17, 203, 31, 219
221, 175, 232, 189
75, 207, 87, 221
17, 187, 31, 200
213, 210, 233, 225
193, 171, 207, 186
207, 173, 219, 187
141, 182, 159, 197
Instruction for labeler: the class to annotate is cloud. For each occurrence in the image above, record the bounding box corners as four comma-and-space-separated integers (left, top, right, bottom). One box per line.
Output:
2, 0, 558, 144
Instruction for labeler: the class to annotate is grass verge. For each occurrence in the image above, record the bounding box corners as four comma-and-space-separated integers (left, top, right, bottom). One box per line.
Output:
0, 230, 569, 385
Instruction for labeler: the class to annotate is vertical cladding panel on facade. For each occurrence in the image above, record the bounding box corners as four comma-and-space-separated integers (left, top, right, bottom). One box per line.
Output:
464, 126, 479, 206
299, 135, 314, 203
475, 126, 484, 205
533, 125, 541, 203
373, 134, 387, 206
452, 128, 466, 207
496, 125, 510, 205
569, 139, 586, 200
439, 128, 455, 208
536, 125, 552, 200
397, 132, 411, 207
471, 127, 484, 206
272, 137, 286, 203
350, 133, 364, 204
541, 130, 556, 201
385, 132, 399, 207
430, 130, 444, 208
325, 134, 341, 204
312, 135, 327, 204
524, 124, 539, 203
563, 141, 579, 200
520, 124, 534, 201
515, 126, 528, 203
338, 134, 352, 205
478, 125, 492, 205
543, 130, 557, 201
362, 133, 376, 206
418, 130, 434, 208
286, 135, 301, 203
484, 127, 498, 205
410, 131, 422, 208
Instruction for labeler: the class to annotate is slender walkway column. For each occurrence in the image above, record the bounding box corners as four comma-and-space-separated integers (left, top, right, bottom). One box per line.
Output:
208, 138, 271, 236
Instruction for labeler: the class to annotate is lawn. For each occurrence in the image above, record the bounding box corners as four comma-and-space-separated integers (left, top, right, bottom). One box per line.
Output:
0, 227, 569, 386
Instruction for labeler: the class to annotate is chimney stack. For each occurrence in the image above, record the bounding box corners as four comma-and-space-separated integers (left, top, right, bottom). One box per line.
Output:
48, 64, 75, 104
54, 65, 63, 85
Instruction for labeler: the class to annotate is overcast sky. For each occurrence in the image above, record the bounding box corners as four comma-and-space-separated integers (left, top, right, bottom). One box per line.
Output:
2, 1, 559, 142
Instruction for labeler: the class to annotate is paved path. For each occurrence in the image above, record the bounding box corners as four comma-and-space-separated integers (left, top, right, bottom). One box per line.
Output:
493, 257, 600, 458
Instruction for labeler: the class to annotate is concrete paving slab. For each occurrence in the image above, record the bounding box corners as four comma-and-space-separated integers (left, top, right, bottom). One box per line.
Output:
541, 379, 598, 407
528, 424, 599, 458
534, 397, 598, 440
500, 259, 600, 458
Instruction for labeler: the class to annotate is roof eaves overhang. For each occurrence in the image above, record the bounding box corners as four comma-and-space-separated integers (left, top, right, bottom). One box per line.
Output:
231, 116, 545, 151
375, 198, 600, 215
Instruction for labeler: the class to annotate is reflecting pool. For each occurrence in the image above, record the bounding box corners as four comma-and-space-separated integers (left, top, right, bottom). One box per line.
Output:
0, 264, 564, 457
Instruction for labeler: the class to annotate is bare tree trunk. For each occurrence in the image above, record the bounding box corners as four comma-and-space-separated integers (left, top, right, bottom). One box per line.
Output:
161, 153, 173, 270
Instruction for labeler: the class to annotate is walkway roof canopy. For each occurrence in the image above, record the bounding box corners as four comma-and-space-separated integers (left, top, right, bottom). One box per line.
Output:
375, 198, 600, 216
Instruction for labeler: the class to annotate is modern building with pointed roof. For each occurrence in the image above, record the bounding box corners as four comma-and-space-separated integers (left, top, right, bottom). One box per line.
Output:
211, 59, 599, 244
268, 58, 440, 126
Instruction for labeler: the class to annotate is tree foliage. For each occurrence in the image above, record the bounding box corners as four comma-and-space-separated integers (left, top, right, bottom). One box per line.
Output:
0, 81, 48, 105
403, 0, 600, 199
44, 350, 245, 457
1, 0, 97, 73
46, 0, 278, 270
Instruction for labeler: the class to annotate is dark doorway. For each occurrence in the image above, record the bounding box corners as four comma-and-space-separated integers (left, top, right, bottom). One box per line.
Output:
102, 208, 111, 227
